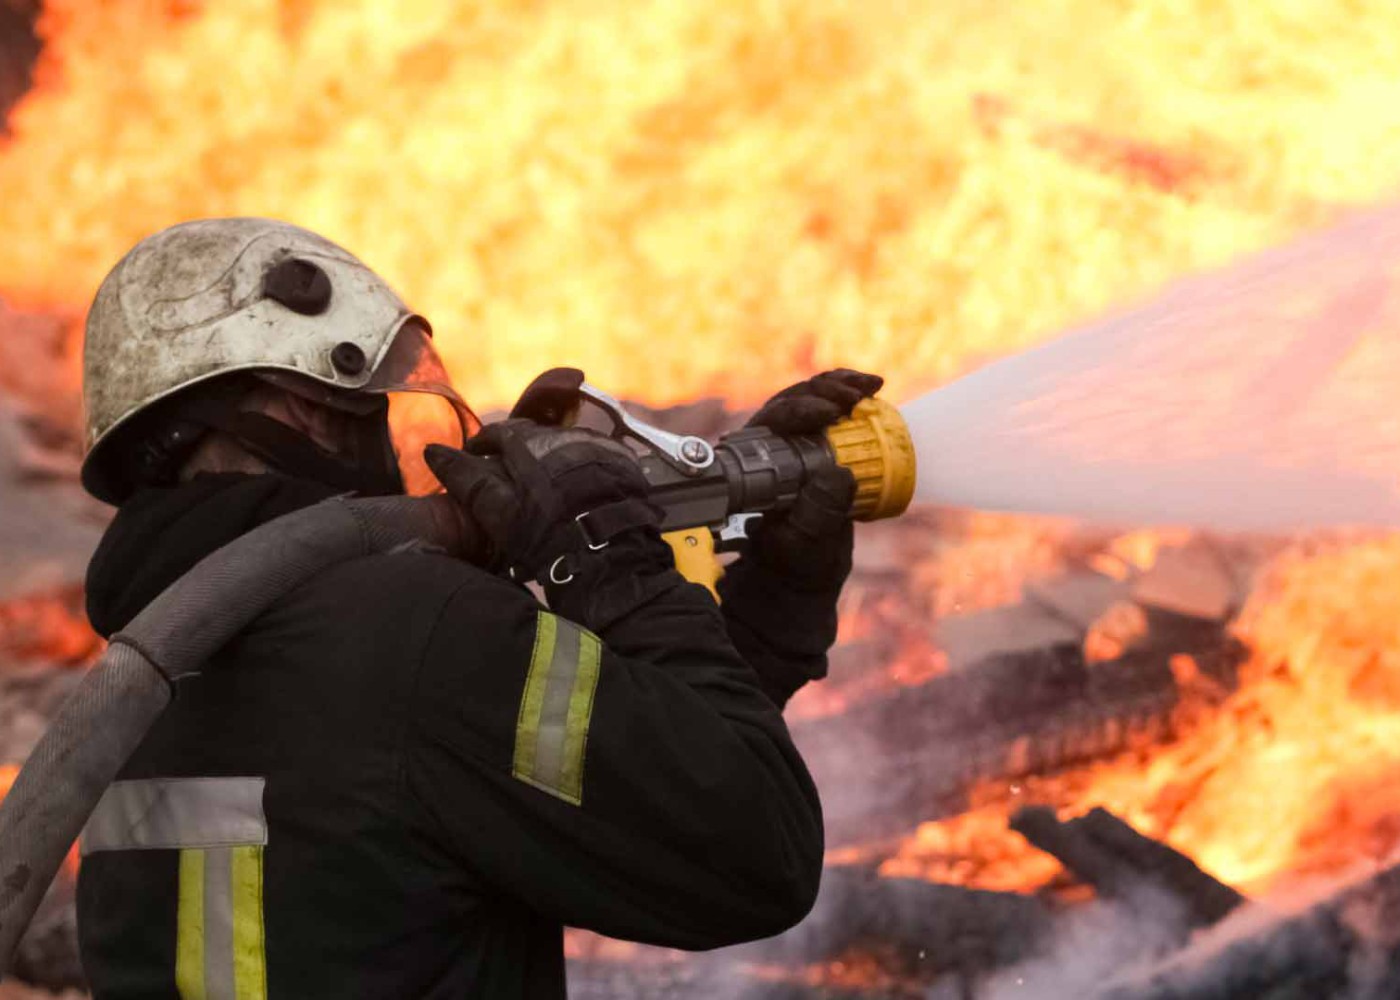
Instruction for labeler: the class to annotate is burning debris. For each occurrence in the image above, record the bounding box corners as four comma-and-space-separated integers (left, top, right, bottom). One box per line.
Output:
3, 3, 1400, 993
1008, 806, 1244, 932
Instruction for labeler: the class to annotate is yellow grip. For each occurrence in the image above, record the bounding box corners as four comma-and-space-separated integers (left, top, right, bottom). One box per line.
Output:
663, 527, 721, 600
825, 397, 917, 521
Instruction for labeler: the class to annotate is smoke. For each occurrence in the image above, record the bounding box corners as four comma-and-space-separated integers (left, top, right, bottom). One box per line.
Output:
975, 886, 1193, 1000
1053, 863, 1400, 1000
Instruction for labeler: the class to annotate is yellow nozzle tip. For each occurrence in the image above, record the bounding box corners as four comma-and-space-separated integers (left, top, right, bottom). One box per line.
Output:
825, 397, 917, 521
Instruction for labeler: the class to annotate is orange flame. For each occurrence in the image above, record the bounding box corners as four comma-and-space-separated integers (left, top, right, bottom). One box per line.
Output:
5, 2, 1400, 409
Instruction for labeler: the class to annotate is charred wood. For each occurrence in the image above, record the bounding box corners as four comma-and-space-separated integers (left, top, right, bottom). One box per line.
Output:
792, 615, 1246, 848
1010, 806, 1245, 930
1095, 862, 1400, 1000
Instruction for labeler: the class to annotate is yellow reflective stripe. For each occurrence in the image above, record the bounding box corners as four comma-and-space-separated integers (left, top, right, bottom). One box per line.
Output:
231, 846, 267, 1000
174, 845, 266, 1000
513, 611, 558, 782
176, 849, 207, 1000
512, 612, 602, 806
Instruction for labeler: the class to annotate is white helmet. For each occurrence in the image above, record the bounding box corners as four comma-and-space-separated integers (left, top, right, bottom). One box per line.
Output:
81, 218, 477, 503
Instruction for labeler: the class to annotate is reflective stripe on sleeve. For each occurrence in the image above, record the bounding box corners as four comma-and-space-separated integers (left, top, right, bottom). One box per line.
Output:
513, 612, 603, 806
82, 777, 267, 855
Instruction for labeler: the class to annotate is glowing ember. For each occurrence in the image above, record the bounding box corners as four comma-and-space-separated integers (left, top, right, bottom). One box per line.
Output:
5, 2, 1400, 410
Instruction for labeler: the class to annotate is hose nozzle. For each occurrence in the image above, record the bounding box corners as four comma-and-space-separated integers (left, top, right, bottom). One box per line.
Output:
825, 397, 917, 522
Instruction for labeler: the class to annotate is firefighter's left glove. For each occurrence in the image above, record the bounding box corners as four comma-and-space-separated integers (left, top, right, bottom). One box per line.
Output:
718, 369, 881, 707
738, 369, 882, 591
425, 419, 658, 580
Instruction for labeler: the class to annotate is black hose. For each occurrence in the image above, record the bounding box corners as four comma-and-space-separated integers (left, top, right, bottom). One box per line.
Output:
0, 494, 463, 971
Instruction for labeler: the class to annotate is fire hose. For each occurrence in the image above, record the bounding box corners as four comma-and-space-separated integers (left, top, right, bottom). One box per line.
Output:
0, 388, 916, 973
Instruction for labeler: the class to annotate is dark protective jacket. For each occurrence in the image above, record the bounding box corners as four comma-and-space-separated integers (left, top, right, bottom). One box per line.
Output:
76, 473, 830, 999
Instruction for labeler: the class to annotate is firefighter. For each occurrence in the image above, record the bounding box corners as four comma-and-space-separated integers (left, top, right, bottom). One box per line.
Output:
75, 217, 878, 999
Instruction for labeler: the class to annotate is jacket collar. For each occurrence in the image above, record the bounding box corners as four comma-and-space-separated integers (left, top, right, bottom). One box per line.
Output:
85, 473, 341, 638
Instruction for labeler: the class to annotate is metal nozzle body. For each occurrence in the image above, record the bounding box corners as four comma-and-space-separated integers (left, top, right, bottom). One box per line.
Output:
640, 397, 916, 536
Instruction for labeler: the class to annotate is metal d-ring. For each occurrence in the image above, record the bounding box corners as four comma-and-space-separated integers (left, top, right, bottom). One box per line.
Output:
576, 511, 610, 551
549, 555, 575, 585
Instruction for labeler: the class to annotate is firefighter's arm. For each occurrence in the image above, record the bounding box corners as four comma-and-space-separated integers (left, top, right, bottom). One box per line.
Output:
404, 556, 824, 949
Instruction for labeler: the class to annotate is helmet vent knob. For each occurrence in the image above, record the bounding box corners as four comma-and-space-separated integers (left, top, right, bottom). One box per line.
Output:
331, 342, 367, 376
263, 258, 332, 315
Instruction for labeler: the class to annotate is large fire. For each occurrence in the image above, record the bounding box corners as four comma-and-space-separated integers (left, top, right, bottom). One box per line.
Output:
4, 1, 1400, 410
8, 2, 1400, 987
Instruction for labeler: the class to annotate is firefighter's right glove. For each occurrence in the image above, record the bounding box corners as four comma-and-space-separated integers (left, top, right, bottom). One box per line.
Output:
424, 420, 665, 594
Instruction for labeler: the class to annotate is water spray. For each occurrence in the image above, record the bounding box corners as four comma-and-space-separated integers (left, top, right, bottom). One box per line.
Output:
899, 199, 1400, 532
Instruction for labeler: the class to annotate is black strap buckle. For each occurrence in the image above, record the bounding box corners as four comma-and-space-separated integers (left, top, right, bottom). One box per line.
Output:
511, 499, 660, 587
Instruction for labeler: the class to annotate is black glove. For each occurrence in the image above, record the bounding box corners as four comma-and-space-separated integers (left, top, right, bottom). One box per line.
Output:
423, 419, 657, 583
741, 369, 883, 590
717, 368, 883, 707
746, 368, 885, 436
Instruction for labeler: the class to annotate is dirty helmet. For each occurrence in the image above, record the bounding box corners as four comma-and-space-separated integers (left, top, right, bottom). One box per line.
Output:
80, 218, 479, 504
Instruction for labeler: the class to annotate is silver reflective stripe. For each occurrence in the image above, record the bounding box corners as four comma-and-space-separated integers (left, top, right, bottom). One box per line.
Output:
81, 777, 267, 856
531, 619, 584, 786
201, 847, 236, 1000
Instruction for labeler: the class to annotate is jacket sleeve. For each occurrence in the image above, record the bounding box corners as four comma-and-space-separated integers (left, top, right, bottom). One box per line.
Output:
403, 542, 825, 949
